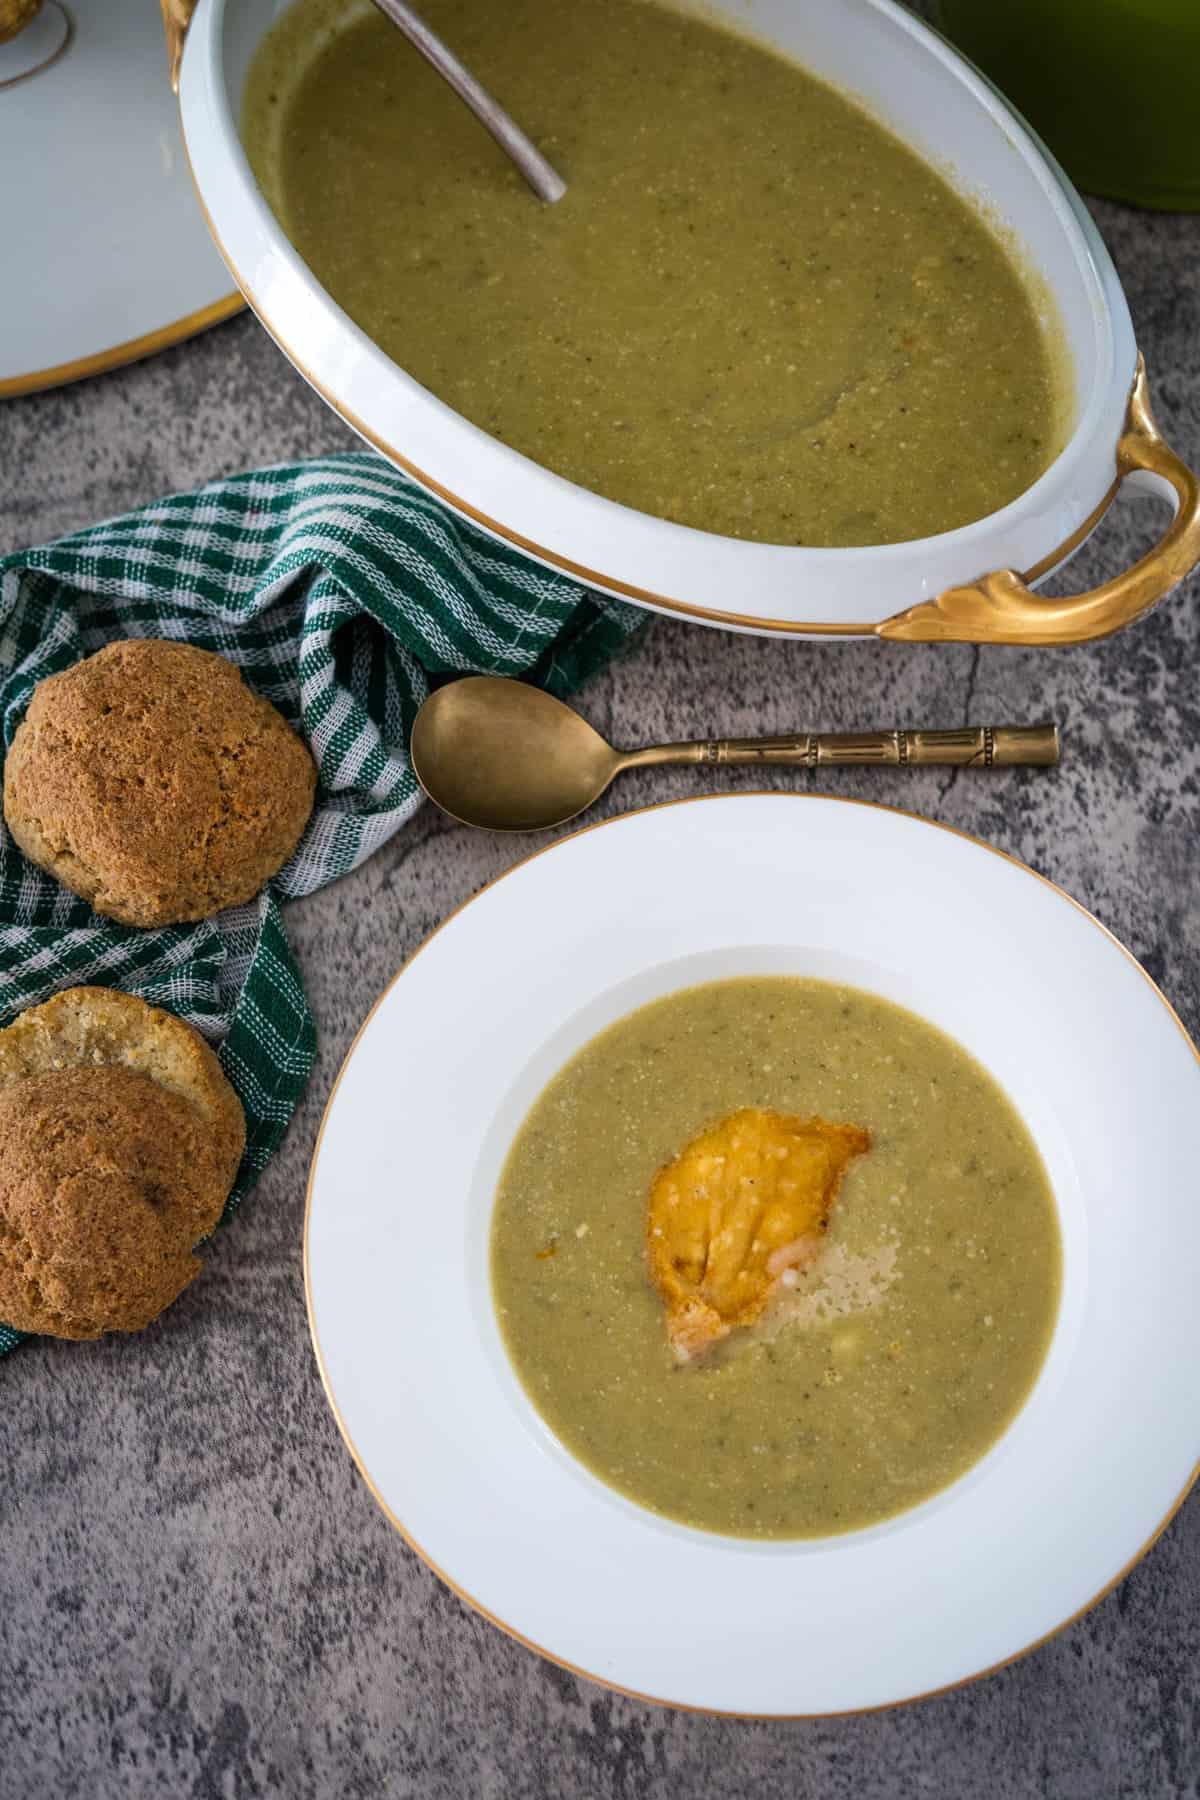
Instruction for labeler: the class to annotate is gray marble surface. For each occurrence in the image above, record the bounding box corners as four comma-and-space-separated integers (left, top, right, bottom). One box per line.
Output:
1, 193, 1198, 1798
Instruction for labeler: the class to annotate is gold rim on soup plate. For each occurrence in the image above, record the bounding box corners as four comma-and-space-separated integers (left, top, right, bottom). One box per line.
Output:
303, 792, 1200, 1717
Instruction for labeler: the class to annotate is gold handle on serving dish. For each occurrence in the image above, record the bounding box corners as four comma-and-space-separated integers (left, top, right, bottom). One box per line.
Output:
878, 355, 1200, 646
160, 0, 197, 92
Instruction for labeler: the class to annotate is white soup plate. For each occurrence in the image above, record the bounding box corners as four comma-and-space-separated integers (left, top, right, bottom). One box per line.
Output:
305, 794, 1200, 1715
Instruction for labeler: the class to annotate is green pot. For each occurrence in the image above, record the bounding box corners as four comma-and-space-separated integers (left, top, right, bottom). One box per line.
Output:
934, 0, 1200, 211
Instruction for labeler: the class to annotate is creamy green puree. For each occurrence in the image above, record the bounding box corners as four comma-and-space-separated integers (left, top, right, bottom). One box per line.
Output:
243, 0, 1066, 547
491, 978, 1060, 1539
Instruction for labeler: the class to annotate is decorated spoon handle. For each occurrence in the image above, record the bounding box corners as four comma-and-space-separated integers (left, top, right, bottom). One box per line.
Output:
688, 724, 1059, 768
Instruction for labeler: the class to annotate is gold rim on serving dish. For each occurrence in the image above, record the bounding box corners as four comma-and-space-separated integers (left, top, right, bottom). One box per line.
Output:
303, 791, 1200, 1718
0, 291, 244, 401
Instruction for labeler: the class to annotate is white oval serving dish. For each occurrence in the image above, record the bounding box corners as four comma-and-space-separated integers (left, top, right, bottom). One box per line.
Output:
175, 0, 1199, 640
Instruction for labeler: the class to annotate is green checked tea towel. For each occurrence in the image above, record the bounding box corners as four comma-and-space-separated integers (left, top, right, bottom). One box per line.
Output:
0, 453, 643, 1355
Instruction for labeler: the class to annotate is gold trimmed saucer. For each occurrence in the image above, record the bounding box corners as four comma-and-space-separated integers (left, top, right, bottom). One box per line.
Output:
0, 0, 240, 398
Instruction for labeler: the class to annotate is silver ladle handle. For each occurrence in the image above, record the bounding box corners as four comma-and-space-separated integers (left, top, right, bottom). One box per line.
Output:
367, 0, 567, 203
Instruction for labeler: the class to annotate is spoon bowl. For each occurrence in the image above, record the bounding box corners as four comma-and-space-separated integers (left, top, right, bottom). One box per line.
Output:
410, 677, 1060, 832
410, 678, 620, 831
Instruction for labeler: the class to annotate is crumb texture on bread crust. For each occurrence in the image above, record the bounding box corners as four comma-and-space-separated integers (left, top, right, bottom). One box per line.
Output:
2, 638, 317, 926
0, 986, 245, 1194
0, 1067, 232, 1339
0, 988, 247, 1340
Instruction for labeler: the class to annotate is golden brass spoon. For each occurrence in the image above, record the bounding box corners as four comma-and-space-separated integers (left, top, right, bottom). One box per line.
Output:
410, 677, 1059, 832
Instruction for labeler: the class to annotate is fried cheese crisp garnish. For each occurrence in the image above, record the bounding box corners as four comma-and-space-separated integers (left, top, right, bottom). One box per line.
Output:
646, 1107, 870, 1363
